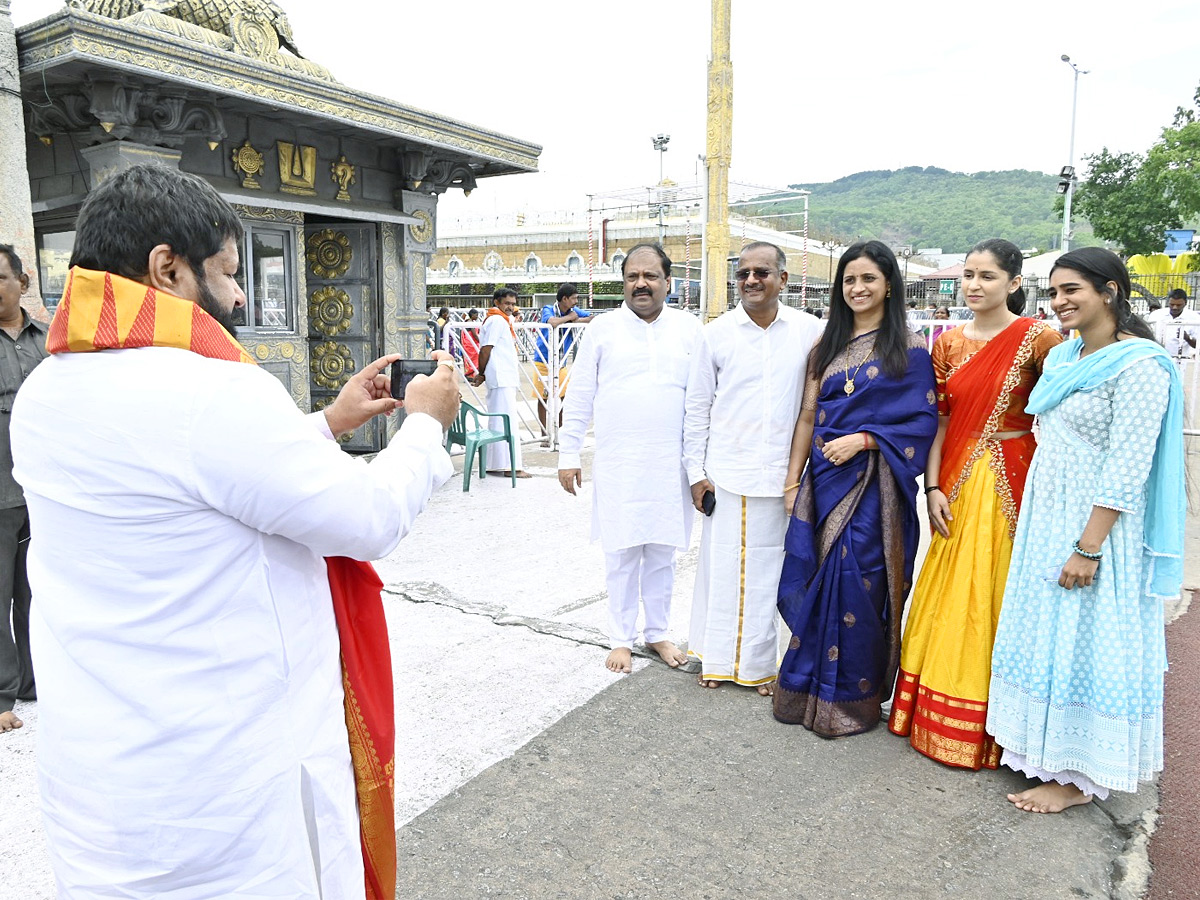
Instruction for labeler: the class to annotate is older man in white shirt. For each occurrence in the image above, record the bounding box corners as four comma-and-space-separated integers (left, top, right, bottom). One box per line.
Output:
559, 244, 702, 674
684, 242, 824, 694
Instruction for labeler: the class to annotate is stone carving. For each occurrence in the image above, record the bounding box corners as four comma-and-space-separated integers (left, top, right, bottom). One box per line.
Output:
21, 37, 537, 169
69, 0, 304, 57
305, 229, 352, 279
308, 286, 353, 336
408, 209, 433, 244
399, 149, 477, 195
232, 203, 302, 225
277, 141, 317, 196
27, 83, 225, 148
330, 154, 355, 202
231, 139, 264, 188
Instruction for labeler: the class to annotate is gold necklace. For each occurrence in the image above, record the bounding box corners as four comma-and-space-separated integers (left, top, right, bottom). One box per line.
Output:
843, 337, 876, 395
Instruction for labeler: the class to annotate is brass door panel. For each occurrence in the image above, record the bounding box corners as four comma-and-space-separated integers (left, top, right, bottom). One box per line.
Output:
304, 223, 382, 452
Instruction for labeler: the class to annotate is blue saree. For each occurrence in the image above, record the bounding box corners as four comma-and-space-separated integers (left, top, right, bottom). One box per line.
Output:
774, 331, 937, 736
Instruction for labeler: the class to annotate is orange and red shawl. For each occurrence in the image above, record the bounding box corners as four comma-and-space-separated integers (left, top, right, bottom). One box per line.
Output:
49, 267, 396, 900
938, 318, 1043, 537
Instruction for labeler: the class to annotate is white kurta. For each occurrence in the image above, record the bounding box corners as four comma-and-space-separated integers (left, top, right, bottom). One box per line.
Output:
682, 302, 822, 683
1155, 309, 1200, 358
11, 347, 453, 900
559, 304, 700, 552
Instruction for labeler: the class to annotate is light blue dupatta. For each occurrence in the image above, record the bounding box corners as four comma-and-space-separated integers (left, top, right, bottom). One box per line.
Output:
1027, 337, 1185, 600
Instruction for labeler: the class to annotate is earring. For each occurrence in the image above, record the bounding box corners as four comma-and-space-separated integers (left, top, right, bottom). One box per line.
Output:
886, 288, 891, 298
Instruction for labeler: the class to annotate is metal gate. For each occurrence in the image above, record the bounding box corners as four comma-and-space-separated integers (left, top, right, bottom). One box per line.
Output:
304, 223, 382, 452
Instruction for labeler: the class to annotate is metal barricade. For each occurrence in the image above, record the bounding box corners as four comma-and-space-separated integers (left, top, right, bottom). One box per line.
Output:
440, 320, 557, 453
542, 322, 591, 451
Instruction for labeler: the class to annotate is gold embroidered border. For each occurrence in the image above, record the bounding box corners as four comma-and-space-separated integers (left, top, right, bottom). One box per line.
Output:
946, 323, 1041, 508
733, 494, 748, 680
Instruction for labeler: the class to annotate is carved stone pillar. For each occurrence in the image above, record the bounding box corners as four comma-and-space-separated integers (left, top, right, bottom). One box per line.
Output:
382, 192, 437, 437
0, 0, 44, 312
80, 141, 183, 189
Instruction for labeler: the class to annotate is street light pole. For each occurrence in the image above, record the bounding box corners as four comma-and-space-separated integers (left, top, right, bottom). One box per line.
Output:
652, 133, 670, 245
1060, 54, 1088, 252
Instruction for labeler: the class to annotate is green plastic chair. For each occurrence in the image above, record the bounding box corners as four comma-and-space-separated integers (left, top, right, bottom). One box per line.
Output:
445, 401, 518, 491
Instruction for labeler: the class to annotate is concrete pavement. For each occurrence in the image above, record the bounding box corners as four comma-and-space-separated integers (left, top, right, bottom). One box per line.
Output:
0, 432, 1195, 899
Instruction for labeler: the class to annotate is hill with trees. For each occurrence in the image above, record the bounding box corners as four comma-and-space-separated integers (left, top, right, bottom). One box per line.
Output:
747, 167, 1092, 253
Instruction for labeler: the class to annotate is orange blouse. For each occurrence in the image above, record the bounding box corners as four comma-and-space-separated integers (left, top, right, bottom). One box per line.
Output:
933, 323, 1062, 430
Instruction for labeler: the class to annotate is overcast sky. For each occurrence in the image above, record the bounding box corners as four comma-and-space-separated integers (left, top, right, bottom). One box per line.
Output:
12, 0, 1200, 229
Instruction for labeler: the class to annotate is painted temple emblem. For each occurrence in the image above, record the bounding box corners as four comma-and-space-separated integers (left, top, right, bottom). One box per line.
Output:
330, 155, 356, 202
310, 341, 355, 389
278, 141, 317, 196
231, 140, 265, 189
408, 209, 434, 244
306, 229, 352, 279
309, 286, 354, 336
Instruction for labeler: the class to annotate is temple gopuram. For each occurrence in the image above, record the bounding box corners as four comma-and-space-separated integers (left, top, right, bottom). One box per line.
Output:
12, 0, 540, 450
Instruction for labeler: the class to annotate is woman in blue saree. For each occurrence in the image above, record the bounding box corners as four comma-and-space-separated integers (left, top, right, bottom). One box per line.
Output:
776, 241, 938, 737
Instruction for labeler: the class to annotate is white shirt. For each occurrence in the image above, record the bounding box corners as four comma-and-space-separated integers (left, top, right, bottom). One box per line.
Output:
684, 302, 824, 497
479, 313, 519, 388
559, 304, 702, 551
1155, 309, 1200, 358
11, 347, 453, 899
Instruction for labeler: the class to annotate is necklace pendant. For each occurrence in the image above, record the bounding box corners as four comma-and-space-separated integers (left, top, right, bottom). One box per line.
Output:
844, 380, 855, 395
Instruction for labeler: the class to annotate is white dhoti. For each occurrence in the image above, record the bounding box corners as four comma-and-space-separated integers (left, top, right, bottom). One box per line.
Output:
688, 486, 786, 685
603, 543, 676, 649
485, 386, 523, 472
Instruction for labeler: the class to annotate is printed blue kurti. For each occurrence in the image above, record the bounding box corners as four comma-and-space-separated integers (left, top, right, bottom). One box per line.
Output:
987, 347, 1175, 793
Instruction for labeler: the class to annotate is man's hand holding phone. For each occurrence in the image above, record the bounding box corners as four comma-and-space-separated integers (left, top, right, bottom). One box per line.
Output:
397, 352, 460, 430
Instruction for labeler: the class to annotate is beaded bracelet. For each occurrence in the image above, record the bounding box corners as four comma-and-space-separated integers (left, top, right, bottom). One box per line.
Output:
1071, 539, 1102, 561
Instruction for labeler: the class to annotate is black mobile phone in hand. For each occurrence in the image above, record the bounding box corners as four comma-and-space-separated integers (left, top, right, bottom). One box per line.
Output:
390, 359, 439, 400
701, 490, 716, 516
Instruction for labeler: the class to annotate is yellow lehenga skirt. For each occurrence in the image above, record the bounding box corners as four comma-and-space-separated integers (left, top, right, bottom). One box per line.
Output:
888, 446, 1011, 769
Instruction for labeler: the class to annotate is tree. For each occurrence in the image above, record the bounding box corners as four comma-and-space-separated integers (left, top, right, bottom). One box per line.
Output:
1075, 81, 1200, 257
1071, 150, 1181, 256
1149, 83, 1200, 220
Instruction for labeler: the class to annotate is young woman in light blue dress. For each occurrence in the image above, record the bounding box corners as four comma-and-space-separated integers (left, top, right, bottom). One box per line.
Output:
986, 247, 1186, 813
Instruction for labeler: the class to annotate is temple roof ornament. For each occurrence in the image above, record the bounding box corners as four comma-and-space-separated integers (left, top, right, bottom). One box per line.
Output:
67, 0, 333, 80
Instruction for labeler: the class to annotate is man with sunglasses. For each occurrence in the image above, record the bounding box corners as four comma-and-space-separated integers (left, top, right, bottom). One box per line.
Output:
683, 241, 824, 694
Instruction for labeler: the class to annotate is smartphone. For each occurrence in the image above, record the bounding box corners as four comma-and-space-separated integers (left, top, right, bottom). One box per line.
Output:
701, 489, 716, 516
390, 359, 440, 400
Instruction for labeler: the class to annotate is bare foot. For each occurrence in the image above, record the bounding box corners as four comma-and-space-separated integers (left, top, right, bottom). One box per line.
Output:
1007, 783, 1093, 814
515, 470, 532, 479
757, 681, 776, 697
606, 648, 632, 673
647, 639, 687, 668
0, 710, 23, 732
696, 675, 721, 689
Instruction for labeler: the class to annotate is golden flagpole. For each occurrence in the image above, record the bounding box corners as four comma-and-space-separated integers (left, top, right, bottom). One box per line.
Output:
702, 0, 732, 323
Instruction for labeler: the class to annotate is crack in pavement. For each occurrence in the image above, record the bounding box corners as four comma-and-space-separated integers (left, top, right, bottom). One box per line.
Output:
385, 580, 667, 661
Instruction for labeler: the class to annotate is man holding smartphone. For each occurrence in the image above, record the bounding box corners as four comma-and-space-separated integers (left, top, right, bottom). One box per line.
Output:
10, 165, 459, 899
683, 242, 824, 694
